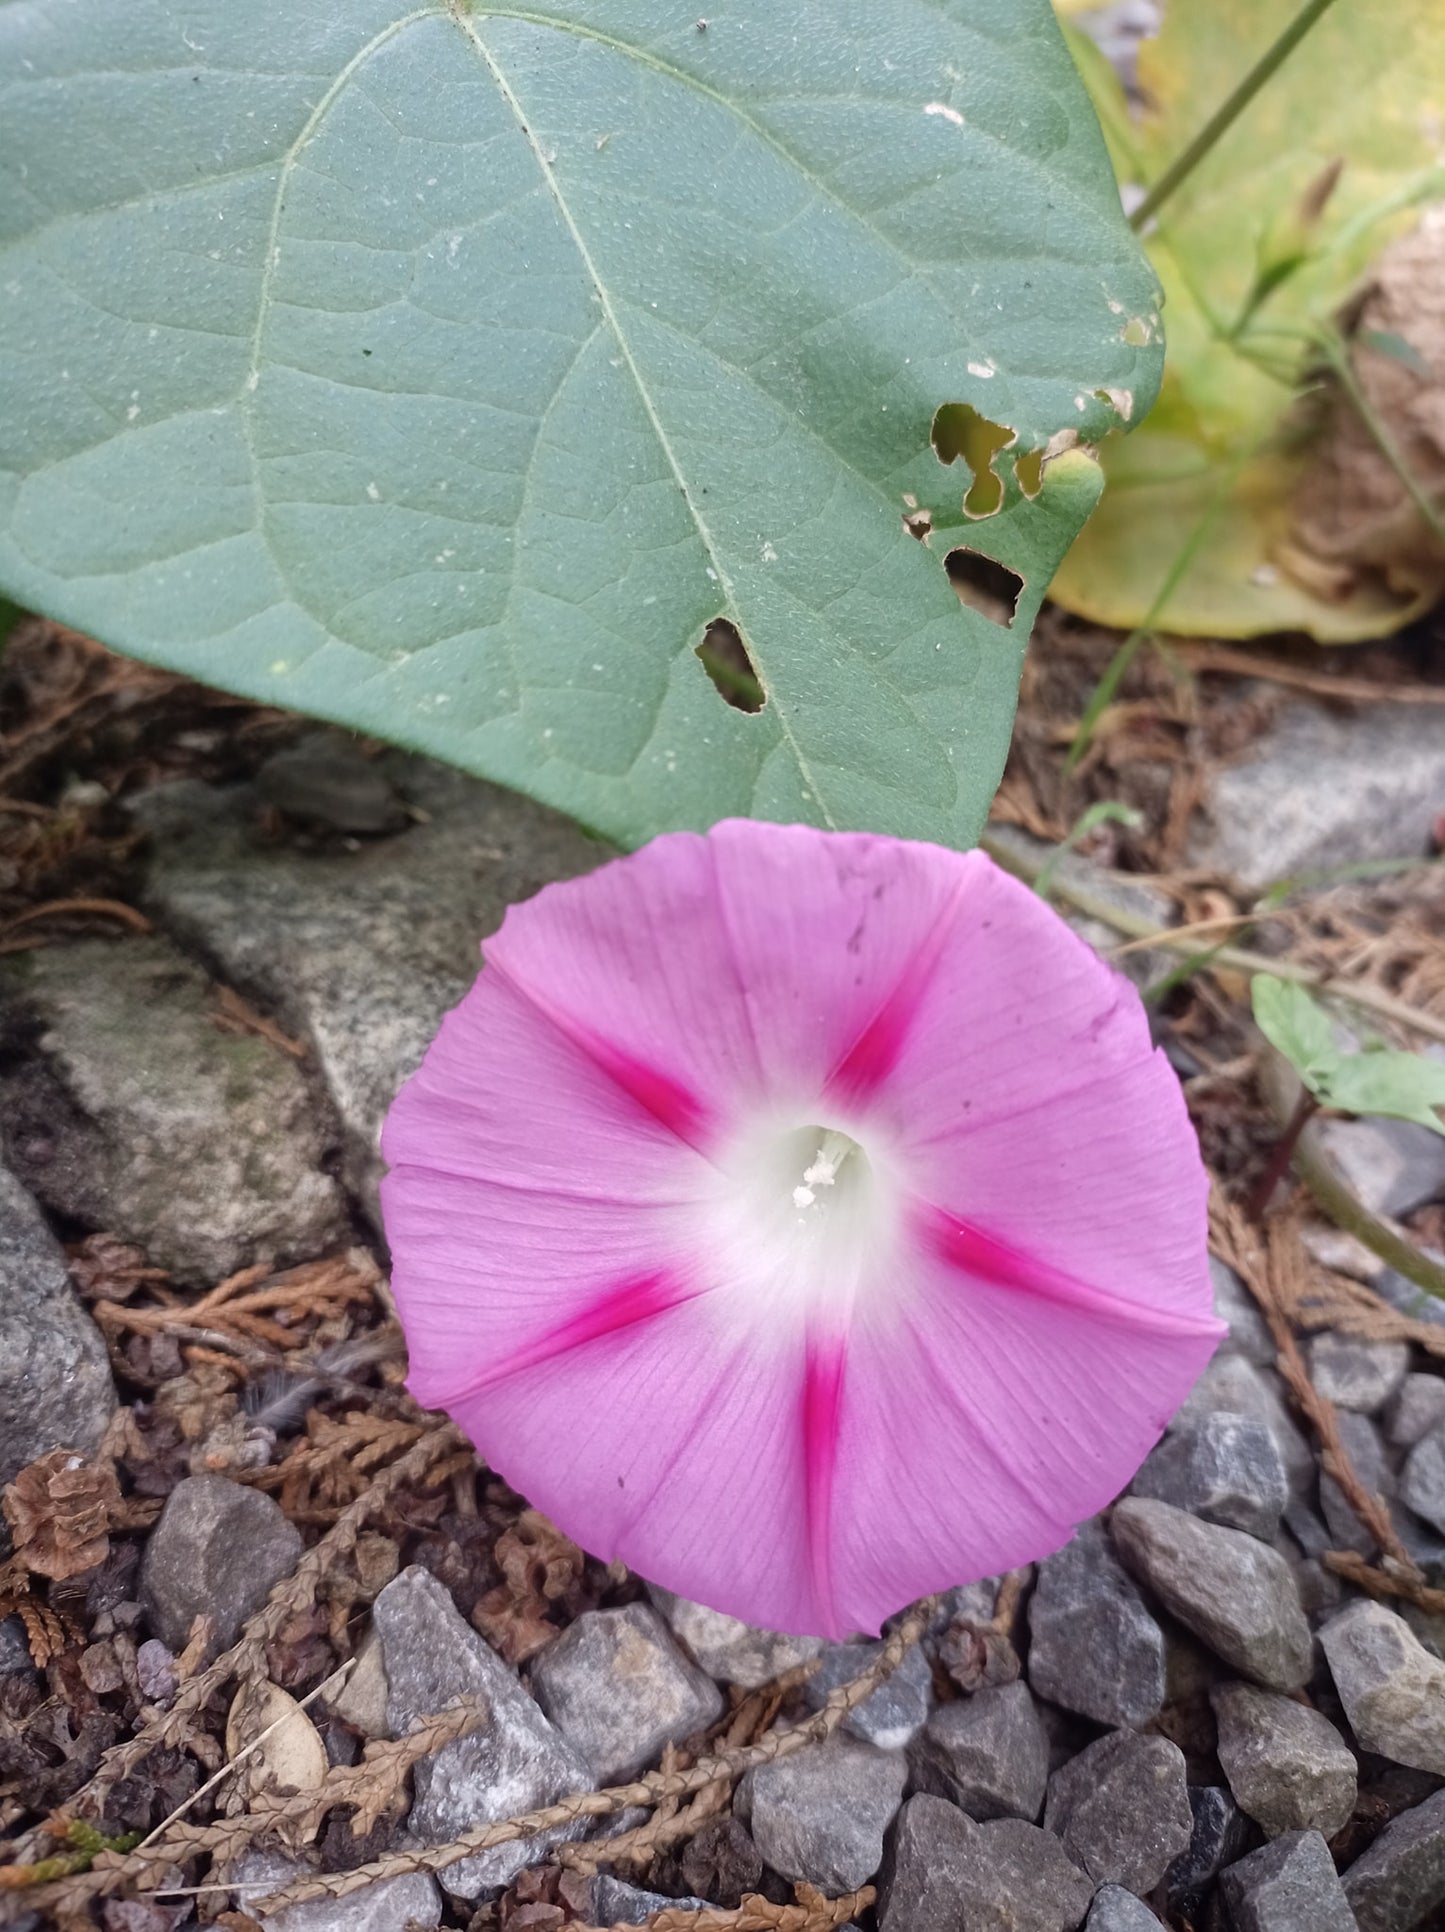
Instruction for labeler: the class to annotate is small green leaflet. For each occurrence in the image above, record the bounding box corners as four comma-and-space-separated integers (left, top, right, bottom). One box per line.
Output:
1252, 975, 1445, 1135
0, 0, 1162, 851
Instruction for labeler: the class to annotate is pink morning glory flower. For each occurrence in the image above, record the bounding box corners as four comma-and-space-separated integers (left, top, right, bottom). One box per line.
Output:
381, 821, 1222, 1640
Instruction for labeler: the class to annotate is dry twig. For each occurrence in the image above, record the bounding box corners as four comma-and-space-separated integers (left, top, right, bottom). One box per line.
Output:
1211, 1199, 1415, 1570
575, 1883, 872, 1932
560, 1663, 820, 1876
237, 1594, 937, 1913
59, 1418, 463, 1828
1321, 1550, 1445, 1615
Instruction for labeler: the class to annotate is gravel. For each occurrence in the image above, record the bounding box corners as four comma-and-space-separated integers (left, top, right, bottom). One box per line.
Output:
1210, 1255, 1275, 1366
1211, 1681, 1357, 1837
1110, 1498, 1313, 1690
1084, 1886, 1162, 1931
878, 1794, 1094, 1932
135, 757, 600, 1216
1189, 696, 1445, 889
1319, 1410, 1398, 1557
1165, 1784, 1252, 1914
140, 1474, 302, 1651
1319, 1599, 1445, 1776
1219, 1829, 1357, 1932
1043, 1729, 1193, 1893
648, 1588, 823, 1690
737, 1738, 906, 1893
0, 1162, 115, 1485
1316, 1115, 1445, 1220
1167, 1352, 1314, 1495
1341, 1785, 1445, 1932
373, 1566, 594, 1898
0, 936, 346, 1281
1131, 1413, 1287, 1540
227, 1848, 442, 1932
800, 1637, 931, 1750
590, 1876, 712, 1926
528, 1603, 723, 1784
1306, 1333, 1410, 1414
1387, 1375, 1445, 1450
1401, 1425, 1445, 1535
907, 1681, 1049, 1823
1026, 1518, 1166, 1728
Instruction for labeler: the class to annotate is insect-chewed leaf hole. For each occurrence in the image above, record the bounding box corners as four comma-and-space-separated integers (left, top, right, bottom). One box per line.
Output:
1014, 448, 1045, 498
695, 617, 766, 713
1093, 386, 1133, 422
945, 548, 1024, 627
931, 402, 1015, 519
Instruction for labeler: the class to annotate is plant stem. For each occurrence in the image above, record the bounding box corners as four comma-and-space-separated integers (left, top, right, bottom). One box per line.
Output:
1316, 330, 1445, 549
1291, 1125, 1445, 1302
978, 828, 1445, 1048
1034, 799, 1142, 902
1129, 0, 1346, 231
1066, 453, 1243, 769
1250, 1088, 1318, 1220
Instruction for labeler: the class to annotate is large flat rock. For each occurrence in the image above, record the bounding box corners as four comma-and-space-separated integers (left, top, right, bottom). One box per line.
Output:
133, 747, 602, 1216
1, 935, 346, 1280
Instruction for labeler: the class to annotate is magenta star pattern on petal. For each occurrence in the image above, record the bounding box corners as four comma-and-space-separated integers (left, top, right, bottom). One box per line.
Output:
381, 821, 1223, 1639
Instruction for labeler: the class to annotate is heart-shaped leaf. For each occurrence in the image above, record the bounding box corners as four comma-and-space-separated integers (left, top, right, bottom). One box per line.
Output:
0, 1, 1160, 848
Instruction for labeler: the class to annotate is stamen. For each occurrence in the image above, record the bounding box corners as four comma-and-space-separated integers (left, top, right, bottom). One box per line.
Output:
793, 1128, 860, 1209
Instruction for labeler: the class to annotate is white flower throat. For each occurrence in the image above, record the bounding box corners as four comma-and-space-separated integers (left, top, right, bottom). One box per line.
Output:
792, 1127, 864, 1209
700, 1115, 905, 1337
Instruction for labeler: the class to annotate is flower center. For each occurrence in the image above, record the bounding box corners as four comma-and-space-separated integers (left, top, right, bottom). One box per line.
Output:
694, 1112, 908, 1341
792, 1127, 864, 1209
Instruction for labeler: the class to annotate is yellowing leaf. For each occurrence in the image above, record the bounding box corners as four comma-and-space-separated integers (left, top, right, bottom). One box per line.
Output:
1053, 0, 1445, 640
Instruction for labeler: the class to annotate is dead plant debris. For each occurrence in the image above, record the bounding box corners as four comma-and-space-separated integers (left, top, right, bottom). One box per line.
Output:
2, 620, 1444, 1927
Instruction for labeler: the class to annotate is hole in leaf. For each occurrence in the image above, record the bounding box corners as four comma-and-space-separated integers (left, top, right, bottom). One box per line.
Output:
902, 505, 934, 541
1122, 316, 1151, 347
945, 548, 1024, 627
1093, 386, 1133, 422
931, 402, 1014, 519
1014, 448, 1045, 499
695, 618, 765, 713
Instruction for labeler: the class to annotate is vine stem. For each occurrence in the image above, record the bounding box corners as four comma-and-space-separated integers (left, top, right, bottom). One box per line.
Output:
1129, 0, 1346, 231
977, 830, 1445, 1048
1289, 1125, 1445, 1302
1250, 1088, 1319, 1221
1315, 330, 1445, 549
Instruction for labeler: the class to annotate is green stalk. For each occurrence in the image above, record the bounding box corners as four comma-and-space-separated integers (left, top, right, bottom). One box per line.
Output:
1316, 330, 1445, 549
1066, 465, 1234, 769
1291, 1126, 1445, 1303
1129, 0, 1346, 231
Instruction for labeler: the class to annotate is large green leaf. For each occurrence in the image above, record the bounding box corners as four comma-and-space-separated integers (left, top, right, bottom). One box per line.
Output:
0, 1, 1160, 849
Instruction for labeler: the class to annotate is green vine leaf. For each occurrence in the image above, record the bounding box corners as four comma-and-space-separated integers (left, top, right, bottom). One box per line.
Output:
1324, 1053, 1445, 1137
0, 1, 1160, 849
1253, 974, 1445, 1135
1253, 975, 1343, 1091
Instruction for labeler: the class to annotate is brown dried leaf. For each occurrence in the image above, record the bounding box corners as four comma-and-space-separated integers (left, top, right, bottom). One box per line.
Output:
225, 1680, 328, 1804
473, 1510, 583, 1664
1286, 204, 1445, 608
3, 1450, 121, 1581
67, 1234, 168, 1304
939, 1618, 1021, 1693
